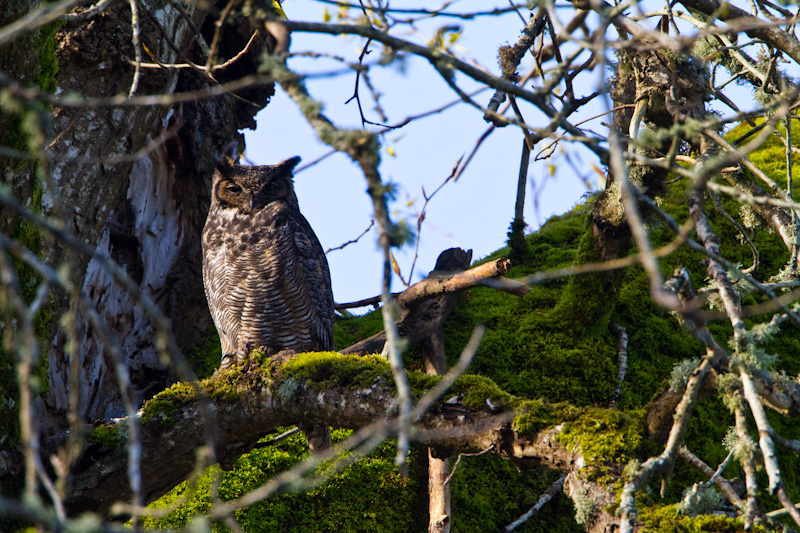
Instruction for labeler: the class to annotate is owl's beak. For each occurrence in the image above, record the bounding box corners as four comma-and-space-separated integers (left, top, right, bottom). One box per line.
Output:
249, 194, 256, 210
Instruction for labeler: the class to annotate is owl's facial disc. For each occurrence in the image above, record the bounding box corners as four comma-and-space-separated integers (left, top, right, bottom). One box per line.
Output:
256, 178, 288, 205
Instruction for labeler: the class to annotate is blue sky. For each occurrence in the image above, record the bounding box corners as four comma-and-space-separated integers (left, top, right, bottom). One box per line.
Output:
242, 0, 759, 308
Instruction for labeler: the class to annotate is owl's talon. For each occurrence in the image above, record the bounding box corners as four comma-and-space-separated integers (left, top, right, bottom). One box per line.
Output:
218, 353, 237, 371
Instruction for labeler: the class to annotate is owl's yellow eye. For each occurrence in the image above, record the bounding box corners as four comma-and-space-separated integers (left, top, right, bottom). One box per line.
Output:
226, 183, 242, 194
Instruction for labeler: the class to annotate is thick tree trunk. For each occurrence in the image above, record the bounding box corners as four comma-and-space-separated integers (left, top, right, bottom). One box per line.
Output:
0, 0, 274, 436
427, 450, 451, 533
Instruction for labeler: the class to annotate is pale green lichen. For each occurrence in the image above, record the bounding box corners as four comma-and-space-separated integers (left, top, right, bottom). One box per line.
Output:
572, 487, 598, 525
276, 375, 303, 403
676, 484, 724, 517
668, 357, 701, 393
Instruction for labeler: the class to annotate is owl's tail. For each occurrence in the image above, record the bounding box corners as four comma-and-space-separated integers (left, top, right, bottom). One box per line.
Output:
298, 423, 331, 453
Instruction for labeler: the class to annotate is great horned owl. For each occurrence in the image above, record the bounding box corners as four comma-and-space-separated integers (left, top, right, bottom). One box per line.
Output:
202, 148, 334, 451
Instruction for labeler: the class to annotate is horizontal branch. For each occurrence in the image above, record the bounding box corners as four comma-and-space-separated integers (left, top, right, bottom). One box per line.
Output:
28, 354, 578, 518
336, 258, 529, 311
396, 258, 528, 307
678, 446, 742, 508
341, 258, 529, 355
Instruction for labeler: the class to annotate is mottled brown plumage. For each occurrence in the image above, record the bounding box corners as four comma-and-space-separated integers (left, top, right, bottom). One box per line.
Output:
202, 150, 334, 450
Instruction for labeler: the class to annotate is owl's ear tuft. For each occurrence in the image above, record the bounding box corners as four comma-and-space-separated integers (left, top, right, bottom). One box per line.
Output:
276, 156, 301, 174
214, 142, 240, 168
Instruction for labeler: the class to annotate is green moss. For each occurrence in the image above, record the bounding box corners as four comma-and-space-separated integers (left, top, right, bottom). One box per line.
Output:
333, 311, 385, 351
141, 382, 198, 429
201, 349, 275, 403
507, 216, 532, 264
556, 408, 644, 479
450, 374, 515, 409
513, 400, 582, 434
0, 16, 60, 453
0, 185, 53, 451
33, 21, 60, 94
639, 504, 773, 532
450, 458, 582, 533
281, 351, 392, 391
139, 129, 800, 531
728, 119, 800, 193
554, 223, 621, 334
0, 20, 60, 160
189, 326, 223, 379
426, 205, 625, 407
142, 429, 426, 533
88, 424, 123, 450
282, 351, 526, 414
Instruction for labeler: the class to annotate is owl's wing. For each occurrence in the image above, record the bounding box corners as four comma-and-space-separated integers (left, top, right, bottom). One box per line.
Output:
285, 210, 335, 351
202, 212, 240, 357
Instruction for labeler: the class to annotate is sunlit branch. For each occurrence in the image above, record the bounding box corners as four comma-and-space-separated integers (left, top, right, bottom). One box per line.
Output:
608, 320, 628, 409
127, 0, 142, 97
688, 190, 747, 350
406, 157, 462, 283
504, 473, 567, 532
709, 190, 758, 274
619, 355, 714, 533
678, 446, 742, 508
313, 0, 528, 19
60, 0, 112, 22
678, 0, 800, 63
635, 189, 800, 326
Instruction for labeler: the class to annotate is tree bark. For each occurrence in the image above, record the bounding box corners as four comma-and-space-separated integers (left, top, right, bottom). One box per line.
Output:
427, 449, 451, 533
6, 346, 797, 528
1, 0, 275, 437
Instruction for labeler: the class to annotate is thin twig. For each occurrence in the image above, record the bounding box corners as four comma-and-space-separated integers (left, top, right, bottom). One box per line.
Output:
678, 446, 742, 507
128, 0, 142, 97
326, 219, 375, 254
442, 444, 494, 487
407, 156, 462, 282
608, 320, 629, 408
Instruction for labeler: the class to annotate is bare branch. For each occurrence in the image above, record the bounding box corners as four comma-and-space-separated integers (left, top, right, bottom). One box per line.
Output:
678, 446, 742, 508
504, 473, 567, 532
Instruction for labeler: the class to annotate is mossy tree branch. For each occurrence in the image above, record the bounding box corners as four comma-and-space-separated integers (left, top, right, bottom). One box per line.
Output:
4, 353, 605, 521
